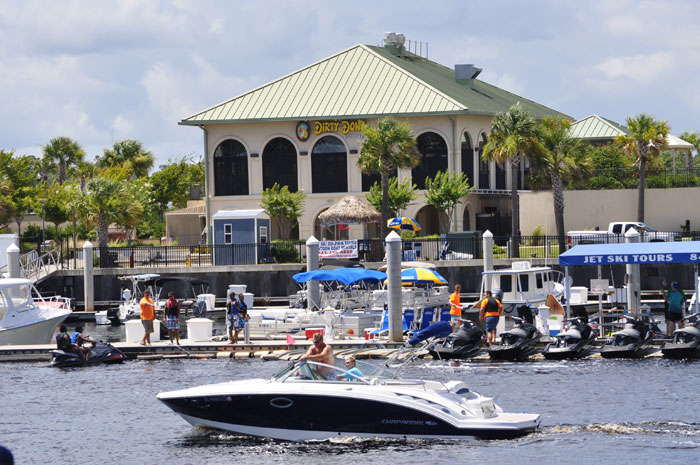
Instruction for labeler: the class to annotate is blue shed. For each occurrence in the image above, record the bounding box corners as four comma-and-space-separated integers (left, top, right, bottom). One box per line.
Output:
212, 209, 271, 265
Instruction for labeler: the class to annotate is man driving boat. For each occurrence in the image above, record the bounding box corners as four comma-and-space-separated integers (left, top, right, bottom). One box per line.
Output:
299, 333, 334, 378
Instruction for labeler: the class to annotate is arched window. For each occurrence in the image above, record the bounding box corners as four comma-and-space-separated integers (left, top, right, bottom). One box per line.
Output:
477, 133, 489, 189
262, 137, 298, 191
312, 136, 347, 193
461, 132, 474, 186
412, 132, 448, 190
213, 139, 248, 196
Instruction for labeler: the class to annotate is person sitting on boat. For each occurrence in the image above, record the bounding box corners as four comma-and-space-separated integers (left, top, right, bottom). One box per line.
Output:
56, 324, 87, 360
479, 290, 504, 345
71, 325, 94, 360
340, 356, 364, 382
300, 333, 334, 378
226, 292, 241, 344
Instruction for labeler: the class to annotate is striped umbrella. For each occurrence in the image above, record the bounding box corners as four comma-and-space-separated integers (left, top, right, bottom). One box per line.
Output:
385, 267, 448, 286
387, 217, 421, 232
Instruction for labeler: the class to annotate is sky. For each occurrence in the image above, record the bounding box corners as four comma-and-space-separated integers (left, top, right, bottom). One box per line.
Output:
2, 0, 699, 168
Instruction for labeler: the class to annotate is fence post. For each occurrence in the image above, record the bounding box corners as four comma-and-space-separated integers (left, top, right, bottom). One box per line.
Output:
83, 241, 94, 312
7, 243, 20, 279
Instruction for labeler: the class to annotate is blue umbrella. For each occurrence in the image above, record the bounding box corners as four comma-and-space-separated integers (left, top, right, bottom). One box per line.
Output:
387, 217, 421, 232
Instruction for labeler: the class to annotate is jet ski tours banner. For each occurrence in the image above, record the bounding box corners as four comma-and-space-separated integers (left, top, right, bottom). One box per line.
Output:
559, 241, 700, 266
319, 240, 358, 259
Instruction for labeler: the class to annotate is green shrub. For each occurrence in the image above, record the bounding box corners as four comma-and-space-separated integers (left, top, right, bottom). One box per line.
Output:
271, 240, 301, 263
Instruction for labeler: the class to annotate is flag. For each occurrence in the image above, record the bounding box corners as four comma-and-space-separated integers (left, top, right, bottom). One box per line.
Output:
286, 334, 296, 345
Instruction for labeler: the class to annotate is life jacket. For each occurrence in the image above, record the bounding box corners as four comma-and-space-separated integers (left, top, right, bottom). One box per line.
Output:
484, 297, 501, 317
71, 332, 81, 345
165, 299, 179, 317
56, 333, 71, 351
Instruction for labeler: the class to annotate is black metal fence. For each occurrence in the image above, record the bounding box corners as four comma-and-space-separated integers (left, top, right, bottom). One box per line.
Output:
82, 231, 700, 269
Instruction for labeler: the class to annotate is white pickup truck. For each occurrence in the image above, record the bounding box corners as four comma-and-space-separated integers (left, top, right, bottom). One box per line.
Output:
567, 222, 681, 247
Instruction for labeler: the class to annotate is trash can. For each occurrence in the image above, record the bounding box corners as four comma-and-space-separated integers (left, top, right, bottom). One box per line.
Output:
187, 318, 213, 342
125, 318, 160, 342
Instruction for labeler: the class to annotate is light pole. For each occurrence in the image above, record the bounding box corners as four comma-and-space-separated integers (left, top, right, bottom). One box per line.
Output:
39, 198, 46, 251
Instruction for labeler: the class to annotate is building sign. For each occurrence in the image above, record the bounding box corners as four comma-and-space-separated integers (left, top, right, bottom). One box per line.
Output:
313, 120, 366, 135
296, 121, 310, 141
319, 240, 358, 259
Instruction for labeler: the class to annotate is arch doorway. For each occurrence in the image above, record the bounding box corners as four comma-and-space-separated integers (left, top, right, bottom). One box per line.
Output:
415, 205, 448, 236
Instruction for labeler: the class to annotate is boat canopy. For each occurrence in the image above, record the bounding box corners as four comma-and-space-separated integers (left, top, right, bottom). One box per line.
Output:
559, 241, 700, 266
293, 268, 387, 285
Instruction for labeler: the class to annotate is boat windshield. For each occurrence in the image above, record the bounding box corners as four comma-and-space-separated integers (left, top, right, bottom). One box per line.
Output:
3, 283, 33, 312
271, 359, 392, 384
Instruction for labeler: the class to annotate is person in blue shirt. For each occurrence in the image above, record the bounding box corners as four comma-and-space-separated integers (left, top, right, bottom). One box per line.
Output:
71, 325, 94, 360
664, 281, 686, 337
342, 356, 364, 381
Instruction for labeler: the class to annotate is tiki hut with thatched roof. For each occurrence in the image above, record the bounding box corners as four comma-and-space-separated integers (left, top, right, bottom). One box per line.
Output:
318, 195, 380, 239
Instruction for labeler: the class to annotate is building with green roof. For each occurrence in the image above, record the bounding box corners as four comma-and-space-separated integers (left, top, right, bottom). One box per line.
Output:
179, 37, 567, 245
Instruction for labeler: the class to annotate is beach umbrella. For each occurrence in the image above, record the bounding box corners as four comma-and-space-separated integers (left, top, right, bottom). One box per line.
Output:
384, 267, 447, 286
387, 216, 421, 232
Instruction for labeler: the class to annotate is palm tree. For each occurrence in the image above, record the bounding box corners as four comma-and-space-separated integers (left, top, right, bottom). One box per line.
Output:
615, 114, 669, 222
98, 139, 155, 178
483, 104, 544, 258
679, 131, 700, 173
358, 118, 419, 239
42, 136, 85, 184
534, 117, 591, 254
79, 176, 127, 248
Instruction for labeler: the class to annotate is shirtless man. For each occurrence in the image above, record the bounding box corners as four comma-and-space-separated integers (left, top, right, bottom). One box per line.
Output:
300, 333, 334, 377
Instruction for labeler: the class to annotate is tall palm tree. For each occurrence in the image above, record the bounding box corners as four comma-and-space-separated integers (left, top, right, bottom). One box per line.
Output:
42, 136, 85, 184
98, 139, 155, 178
358, 118, 419, 239
483, 104, 544, 258
615, 114, 669, 222
679, 131, 700, 173
80, 176, 127, 248
534, 117, 591, 254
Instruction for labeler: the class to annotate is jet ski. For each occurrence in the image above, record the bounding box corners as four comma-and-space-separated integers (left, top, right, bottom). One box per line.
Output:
542, 317, 598, 360
428, 319, 486, 360
599, 315, 656, 359
661, 312, 700, 359
488, 317, 541, 361
50, 341, 128, 368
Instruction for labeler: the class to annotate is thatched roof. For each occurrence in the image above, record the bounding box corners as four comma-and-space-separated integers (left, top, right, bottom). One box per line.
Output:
318, 195, 381, 225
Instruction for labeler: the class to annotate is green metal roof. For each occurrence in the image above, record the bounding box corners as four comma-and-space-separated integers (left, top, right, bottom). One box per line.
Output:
181, 44, 567, 125
569, 114, 629, 140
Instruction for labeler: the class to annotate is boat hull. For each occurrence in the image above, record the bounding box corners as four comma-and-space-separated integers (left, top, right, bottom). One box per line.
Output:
487, 343, 539, 361
661, 342, 700, 359
0, 312, 70, 345
158, 392, 538, 441
599, 344, 654, 359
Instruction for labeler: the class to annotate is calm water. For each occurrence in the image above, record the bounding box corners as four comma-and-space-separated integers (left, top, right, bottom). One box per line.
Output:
2, 326, 700, 464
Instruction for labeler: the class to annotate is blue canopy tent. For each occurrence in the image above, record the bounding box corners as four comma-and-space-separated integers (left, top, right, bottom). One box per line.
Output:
559, 240, 700, 318
293, 268, 387, 285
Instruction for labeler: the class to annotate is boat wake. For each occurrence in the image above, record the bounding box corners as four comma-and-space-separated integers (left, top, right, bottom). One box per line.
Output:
547, 421, 700, 437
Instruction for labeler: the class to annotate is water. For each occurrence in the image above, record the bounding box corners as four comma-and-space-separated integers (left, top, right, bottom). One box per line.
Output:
2, 335, 700, 464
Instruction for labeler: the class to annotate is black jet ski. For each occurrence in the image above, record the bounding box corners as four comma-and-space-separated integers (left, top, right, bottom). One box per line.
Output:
50, 341, 128, 368
661, 312, 700, 359
488, 317, 541, 361
428, 319, 486, 360
599, 315, 656, 359
542, 317, 598, 360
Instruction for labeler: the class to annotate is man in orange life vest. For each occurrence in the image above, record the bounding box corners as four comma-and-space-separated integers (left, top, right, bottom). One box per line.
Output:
479, 290, 503, 345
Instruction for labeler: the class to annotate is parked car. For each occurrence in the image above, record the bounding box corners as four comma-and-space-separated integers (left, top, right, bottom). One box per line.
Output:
567, 222, 681, 247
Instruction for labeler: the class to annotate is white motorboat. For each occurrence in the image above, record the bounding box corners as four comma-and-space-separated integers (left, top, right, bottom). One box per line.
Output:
157, 323, 540, 440
95, 273, 160, 325
0, 278, 72, 345
470, 261, 566, 336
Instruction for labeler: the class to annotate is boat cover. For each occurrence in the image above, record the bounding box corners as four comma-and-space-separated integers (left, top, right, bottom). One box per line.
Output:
293, 268, 387, 285
407, 321, 453, 346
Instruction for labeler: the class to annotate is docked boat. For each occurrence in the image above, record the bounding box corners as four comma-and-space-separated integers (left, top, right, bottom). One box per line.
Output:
157, 322, 540, 440
661, 312, 700, 359
542, 317, 598, 360
599, 315, 656, 359
0, 278, 72, 345
95, 273, 160, 325
487, 316, 542, 361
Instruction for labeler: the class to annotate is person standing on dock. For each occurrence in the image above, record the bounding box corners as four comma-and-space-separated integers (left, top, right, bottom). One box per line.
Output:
226, 292, 241, 344
479, 290, 503, 345
139, 290, 156, 346
450, 284, 463, 330
664, 281, 686, 337
163, 292, 181, 345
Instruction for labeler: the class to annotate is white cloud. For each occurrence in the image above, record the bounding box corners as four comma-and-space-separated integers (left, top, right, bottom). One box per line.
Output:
595, 52, 676, 82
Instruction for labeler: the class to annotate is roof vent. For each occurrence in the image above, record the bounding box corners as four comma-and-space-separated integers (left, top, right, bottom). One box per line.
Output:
383, 32, 406, 46
455, 64, 482, 80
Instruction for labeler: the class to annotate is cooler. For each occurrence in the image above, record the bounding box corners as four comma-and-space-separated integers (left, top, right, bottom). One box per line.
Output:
125, 318, 160, 343
187, 318, 214, 342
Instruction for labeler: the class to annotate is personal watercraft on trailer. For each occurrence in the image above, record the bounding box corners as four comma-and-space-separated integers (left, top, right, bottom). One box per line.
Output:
542, 317, 598, 360
661, 312, 700, 359
157, 321, 540, 441
488, 317, 541, 361
599, 315, 656, 359
50, 341, 127, 368
428, 319, 486, 360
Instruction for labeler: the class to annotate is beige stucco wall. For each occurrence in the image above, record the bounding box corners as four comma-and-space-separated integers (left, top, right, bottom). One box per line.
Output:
201, 114, 498, 239
519, 188, 700, 235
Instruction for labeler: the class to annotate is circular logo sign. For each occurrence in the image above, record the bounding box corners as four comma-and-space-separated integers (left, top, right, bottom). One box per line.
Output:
296, 121, 310, 141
